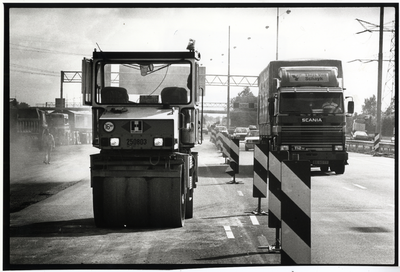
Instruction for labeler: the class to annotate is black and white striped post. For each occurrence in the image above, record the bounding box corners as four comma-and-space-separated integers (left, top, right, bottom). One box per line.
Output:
210, 127, 216, 143
281, 159, 311, 264
216, 132, 230, 162
268, 151, 289, 227
226, 138, 240, 184
252, 143, 269, 215
268, 151, 289, 251
374, 133, 380, 153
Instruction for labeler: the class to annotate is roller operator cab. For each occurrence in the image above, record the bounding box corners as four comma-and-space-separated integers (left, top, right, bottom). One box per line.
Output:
82, 50, 205, 228
258, 60, 354, 174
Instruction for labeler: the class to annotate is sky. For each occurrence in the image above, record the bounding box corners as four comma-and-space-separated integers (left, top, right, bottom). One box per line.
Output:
5, 3, 397, 114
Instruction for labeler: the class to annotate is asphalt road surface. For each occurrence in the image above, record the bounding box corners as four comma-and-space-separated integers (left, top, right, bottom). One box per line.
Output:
6, 135, 397, 268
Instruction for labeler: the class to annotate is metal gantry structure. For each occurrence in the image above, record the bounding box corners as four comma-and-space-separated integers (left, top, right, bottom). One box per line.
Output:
205, 74, 258, 87
51, 71, 259, 113
60, 72, 259, 88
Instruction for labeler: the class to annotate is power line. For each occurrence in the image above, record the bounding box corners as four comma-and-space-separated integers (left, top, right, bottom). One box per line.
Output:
10, 42, 86, 57
351, 17, 395, 112
11, 63, 59, 75
10, 69, 59, 77
355, 18, 394, 34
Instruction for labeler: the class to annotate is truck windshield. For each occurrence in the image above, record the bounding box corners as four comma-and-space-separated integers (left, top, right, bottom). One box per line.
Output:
95, 61, 192, 105
280, 92, 344, 114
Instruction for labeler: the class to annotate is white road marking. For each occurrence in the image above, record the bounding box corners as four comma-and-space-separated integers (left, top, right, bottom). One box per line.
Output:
257, 235, 269, 248
353, 184, 367, 190
237, 191, 244, 196
250, 215, 259, 225
224, 226, 235, 239
342, 187, 354, 191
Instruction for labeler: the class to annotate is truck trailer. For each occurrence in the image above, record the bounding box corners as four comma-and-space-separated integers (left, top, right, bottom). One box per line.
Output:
258, 60, 354, 174
47, 112, 70, 146
15, 108, 48, 150
82, 49, 205, 227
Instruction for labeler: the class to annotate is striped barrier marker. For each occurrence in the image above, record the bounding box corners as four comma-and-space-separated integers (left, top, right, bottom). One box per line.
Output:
253, 144, 268, 198
215, 132, 223, 151
374, 133, 380, 153
215, 132, 221, 149
222, 133, 231, 159
216, 132, 230, 159
229, 138, 239, 174
267, 151, 289, 252
215, 132, 222, 155
226, 138, 240, 184
281, 160, 311, 264
268, 151, 289, 228
210, 128, 216, 143
252, 143, 269, 215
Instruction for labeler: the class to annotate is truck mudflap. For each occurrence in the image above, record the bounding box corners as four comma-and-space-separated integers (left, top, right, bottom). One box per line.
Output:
185, 151, 198, 219
90, 153, 188, 228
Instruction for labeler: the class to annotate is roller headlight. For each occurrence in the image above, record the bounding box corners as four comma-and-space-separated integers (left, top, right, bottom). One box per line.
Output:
104, 121, 115, 132
154, 137, 164, 147
110, 137, 120, 147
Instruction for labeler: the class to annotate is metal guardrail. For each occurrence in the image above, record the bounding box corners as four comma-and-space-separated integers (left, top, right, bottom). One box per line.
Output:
346, 139, 395, 154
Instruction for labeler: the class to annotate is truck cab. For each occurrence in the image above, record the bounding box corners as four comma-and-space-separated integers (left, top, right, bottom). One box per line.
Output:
82, 51, 204, 153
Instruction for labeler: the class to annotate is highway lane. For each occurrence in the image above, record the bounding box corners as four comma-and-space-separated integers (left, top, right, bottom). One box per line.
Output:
8, 138, 279, 266
7, 136, 396, 266
311, 153, 395, 264
240, 141, 396, 264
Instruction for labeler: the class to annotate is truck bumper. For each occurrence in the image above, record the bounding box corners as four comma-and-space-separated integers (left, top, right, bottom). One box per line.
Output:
292, 151, 348, 166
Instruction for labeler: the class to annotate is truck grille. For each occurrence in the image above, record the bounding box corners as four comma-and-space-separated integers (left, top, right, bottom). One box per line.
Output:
280, 126, 343, 144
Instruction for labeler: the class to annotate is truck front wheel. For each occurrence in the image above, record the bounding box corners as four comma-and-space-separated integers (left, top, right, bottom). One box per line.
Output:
320, 166, 329, 172
92, 170, 186, 228
331, 164, 345, 175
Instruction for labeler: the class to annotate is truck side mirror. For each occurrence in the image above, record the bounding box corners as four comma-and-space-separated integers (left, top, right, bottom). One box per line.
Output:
347, 101, 354, 114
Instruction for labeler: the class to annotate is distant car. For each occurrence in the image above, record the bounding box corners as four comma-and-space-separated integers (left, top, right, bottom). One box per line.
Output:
244, 130, 260, 151
228, 127, 236, 135
202, 127, 208, 135
248, 125, 257, 131
352, 131, 371, 141
232, 127, 249, 141
215, 126, 228, 134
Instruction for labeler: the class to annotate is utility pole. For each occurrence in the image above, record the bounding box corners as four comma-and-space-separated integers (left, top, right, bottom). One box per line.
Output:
276, 8, 279, 60
227, 26, 231, 128
59, 71, 65, 109
354, 8, 390, 153
375, 7, 384, 153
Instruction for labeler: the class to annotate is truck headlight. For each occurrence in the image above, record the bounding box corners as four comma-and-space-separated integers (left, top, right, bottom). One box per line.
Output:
334, 145, 343, 151
154, 137, 164, 147
280, 145, 289, 151
104, 121, 115, 132
110, 137, 120, 146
